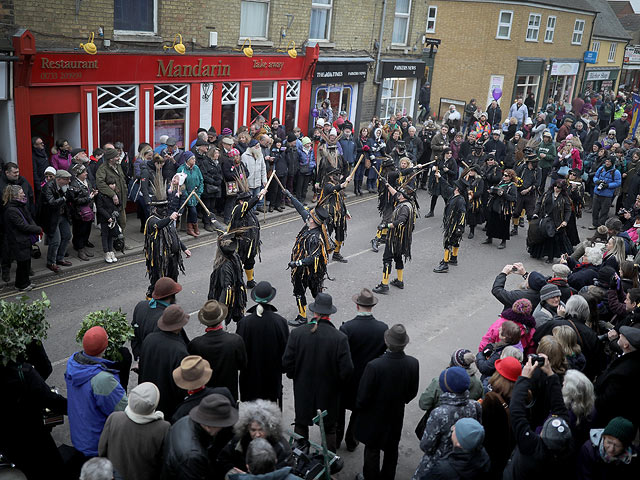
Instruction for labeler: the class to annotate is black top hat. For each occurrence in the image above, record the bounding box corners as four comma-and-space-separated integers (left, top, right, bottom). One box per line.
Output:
384, 324, 410, 348
237, 191, 252, 200
310, 205, 329, 225
250, 281, 276, 303
454, 178, 468, 194
189, 393, 238, 427
381, 158, 395, 168
397, 185, 416, 200
352, 288, 378, 306
308, 292, 337, 315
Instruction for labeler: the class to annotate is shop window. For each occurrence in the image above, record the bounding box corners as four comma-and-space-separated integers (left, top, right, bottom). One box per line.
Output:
240, 0, 270, 40
251, 81, 275, 124
315, 84, 353, 124
98, 86, 138, 152
221, 82, 239, 134
426, 6, 437, 34
544, 16, 555, 43
392, 0, 411, 45
592, 41, 600, 61
310, 0, 333, 42
515, 75, 540, 104
154, 84, 189, 148
285, 80, 300, 133
496, 10, 513, 40
609, 43, 617, 62
547, 75, 575, 103
572, 19, 585, 45
526, 14, 541, 42
114, 0, 156, 34
379, 78, 415, 123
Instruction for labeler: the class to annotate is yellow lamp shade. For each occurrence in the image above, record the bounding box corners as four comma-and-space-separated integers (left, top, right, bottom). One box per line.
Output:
80, 32, 97, 55
164, 34, 186, 55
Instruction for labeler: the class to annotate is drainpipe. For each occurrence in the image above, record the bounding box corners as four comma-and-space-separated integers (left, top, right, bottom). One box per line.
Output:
374, 0, 387, 85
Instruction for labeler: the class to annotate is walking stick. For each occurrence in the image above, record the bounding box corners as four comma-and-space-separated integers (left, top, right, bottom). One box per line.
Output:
191, 190, 227, 234
347, 154, 365, 182
262, 170, 277, 222
177, 188, 197, 214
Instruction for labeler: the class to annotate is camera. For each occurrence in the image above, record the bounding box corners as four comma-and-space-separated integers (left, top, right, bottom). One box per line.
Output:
490, 186, 501, 194
618, 207, 631, 216
528, 354, 545, 366
597, 182, 606, 191
512, 266, 518, 272
482, 344, 495, 358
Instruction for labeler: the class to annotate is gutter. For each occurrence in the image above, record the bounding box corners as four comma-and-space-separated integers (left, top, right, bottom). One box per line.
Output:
374, 0, 387, 85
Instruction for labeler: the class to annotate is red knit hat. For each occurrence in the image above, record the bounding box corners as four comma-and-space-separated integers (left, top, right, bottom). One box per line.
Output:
83, 326, 109, 356
495, 357, 522, 382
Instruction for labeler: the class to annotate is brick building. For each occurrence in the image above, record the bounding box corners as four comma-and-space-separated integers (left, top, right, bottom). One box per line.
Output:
425, 0, 598, 120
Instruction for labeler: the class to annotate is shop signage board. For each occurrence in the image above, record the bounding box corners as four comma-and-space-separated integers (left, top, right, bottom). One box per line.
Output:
312, 62, 368, 83
583, 51, 597, 64
381, 60, 426, 78
586, 70, 613, 81
551, 62, 579, 76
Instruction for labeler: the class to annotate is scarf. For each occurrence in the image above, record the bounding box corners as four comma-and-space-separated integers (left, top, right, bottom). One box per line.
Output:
149, 298, 170, 309
205, 324, 224, 332
124, 406, 164, 424
598, 438, 635, 465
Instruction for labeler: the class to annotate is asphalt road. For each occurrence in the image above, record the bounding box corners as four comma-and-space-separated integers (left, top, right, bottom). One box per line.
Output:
4, 189, 561, 479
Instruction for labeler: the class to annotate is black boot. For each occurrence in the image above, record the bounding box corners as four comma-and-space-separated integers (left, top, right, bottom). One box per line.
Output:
497, 240, 506, 249
390, 278, 404, 289
482, 237, 493, 244
519, 217, 525, 227
510, 227, 518, 236
449, 255, 458, 266
425, 211, 434, 218
332, 252, 348, 263
288, 315, 307, 327
371, 238, 379, 252
468, 227, 474, 239
372, 283, 389, 294
433, 260, 449, 273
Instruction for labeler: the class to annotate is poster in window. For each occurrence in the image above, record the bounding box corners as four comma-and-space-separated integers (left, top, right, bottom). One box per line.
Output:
486, 75, 504, 108
155, 119, 185, 148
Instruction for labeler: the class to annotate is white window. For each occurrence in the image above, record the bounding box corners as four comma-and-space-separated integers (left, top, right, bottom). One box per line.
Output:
154, 84, 189, 148
515, 75, 540, 103
240, 0, 270, 40
97, 86, 138, 152
220, 82, 239, 135
114, 0, 156, 34
572, 19, 585, 45
544, 16, 556, 43
379, 77, 416, 122
608, 42, 618, 62
526, 14, 541, 42
592, 40, 600, 58
392, 0, 411, 45
285, 80, 300, 133
426, 6, 437, 34
310, 0, 333, 41
496, 10, 513, 40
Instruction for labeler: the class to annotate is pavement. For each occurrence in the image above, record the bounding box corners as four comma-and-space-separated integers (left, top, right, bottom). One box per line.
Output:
0, 187, 594, 479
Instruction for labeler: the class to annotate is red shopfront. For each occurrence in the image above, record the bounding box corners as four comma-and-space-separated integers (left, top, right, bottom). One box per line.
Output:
13, 31, 318, 184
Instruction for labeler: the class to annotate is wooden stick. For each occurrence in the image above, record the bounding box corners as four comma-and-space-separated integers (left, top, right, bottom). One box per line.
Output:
262, 170, 277, 222
177, 188, 197, 213
347, 154, 365, 181
192, 190, 211, 217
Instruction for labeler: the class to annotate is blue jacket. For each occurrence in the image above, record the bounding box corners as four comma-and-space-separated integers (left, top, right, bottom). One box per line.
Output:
339, 136, 357, 165
593, 165, 621, 197
295, 140, 316, 174
65, 352, 127, 456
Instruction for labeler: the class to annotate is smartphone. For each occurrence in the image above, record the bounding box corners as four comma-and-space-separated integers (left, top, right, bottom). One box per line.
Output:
511, 266, 518, 272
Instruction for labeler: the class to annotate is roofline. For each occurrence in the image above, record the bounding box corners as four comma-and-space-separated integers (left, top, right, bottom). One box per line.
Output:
447, 0, 597, 15
592, 35, 632, 42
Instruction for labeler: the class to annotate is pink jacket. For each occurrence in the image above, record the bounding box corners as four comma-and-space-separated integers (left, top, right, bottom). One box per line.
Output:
478, 316, 537, 355
51, 152, 72, 171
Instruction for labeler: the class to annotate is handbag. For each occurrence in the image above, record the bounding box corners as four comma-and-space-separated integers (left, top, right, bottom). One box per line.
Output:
205, 184, 220, 195
539, 215, 556, 238
127, 178, 141, 202
414, 410, 430, 440
226, 180, 239, 196
17, 209, 40, 245
79, 205, 95, 222
557, 165, 570, 177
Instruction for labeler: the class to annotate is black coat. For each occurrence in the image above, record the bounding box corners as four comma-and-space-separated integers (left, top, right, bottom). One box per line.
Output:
0, 362, 67, 480
171, 386, 235, 424
197, 153, 223, 199
3, 200, 41, 262
95, 192, 118, 225
428, 447, 491, 480
594, 350, 640, 427
139, 331, 189, 419
491, 272, 540, 310
188, 330, 247, 402
67, 177, 92, 220
32, 147, 49, 190
130, 300, 188, 361
354, 351, 419, 448
40, 179, 69, 235
338, 314, 388, 410
282, 319, 354, 425
236, 304, 289, 402
217, 433, 292, 476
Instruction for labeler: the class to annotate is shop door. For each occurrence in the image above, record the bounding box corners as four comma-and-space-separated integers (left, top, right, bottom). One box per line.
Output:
30, 115, 54, 152
250, 102, 272, 124
31, 113, 81, 152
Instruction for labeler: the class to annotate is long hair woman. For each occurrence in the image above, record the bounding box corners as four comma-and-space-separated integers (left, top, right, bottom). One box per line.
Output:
530, 179, 573, 263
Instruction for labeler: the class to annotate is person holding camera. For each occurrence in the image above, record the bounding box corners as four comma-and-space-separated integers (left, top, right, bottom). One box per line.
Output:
591, 156, 622, 229
482, 169, 518, 249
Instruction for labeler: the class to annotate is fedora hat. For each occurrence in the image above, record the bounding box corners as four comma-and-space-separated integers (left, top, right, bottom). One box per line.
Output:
307, 292, 337, 315
352, 288, 378, 307
189, 393, 239, 427
384, 323, 410, 348
198, 300, 228, 327
152, 277, 182, 299
251, 281, 276, 303
173, 355, 213, 390
157, 305, 189, 331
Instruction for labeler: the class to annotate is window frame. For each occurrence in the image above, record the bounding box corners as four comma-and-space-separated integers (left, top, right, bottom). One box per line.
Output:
426, 5, 438, 34
544, 15, 556, 43
113, 0, 157, 35
496, 10, 513, 40
572, 19, 585, 45
239, 0, 271, 41
309, 0, 333, 42
379, 77, 416, 123
391, 0, 412, 46
608, 42, 618, 63
526, 13, 541, 42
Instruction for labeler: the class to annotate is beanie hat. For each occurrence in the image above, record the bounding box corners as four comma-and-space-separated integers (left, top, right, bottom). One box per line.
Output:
552, 264, 571, 279
515, 130, 523, 137
596, 266, 616, 288
541, 416, 572, 451
455, 418, 485, 451
439, 366, 470, 394
540, 284, 561, 302
603, 416, 636, 447
221, 128, 232, 136
527, 271, 547, 292
451, 349, 474, 368
512, 298, 533, 316
44, 166, 57, 176
128, 382, 160, 415
82, 326, 109, 356
495, 356, 522, 382
287, 132, 297, 143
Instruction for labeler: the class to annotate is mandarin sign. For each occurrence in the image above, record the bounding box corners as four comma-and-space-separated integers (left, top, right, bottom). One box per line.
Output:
156, 58, 231, 78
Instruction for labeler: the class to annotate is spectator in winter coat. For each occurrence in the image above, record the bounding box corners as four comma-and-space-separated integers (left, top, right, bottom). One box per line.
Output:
294, 137, 315, 203
583, 121, 600, 154
486, 100, 502, 129
502, 355, 574, 480
476, 320, 523, 381
479, 298, 537, 354
98, 382, 170, 480
31, 137, 49, 196
592, 157, 622, 228
508, 98, 528, 128
483, 130, 506, 165
608, 113, 631, 144
177, 152, 204, 237
556, 118, 573, 144
50, 138, 73, 171
463, 99, 477, 134
413, 367, 482, 479
65, 326, 128, 457
491, 263, 547, 310
197, 145, 223, 231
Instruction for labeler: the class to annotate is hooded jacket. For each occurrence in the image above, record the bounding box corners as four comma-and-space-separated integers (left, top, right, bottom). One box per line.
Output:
64, 352, 127, 456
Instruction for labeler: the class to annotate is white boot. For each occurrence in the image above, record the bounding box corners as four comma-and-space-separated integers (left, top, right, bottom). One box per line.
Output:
110, 251, 118, 263
104, 252, 112, 263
